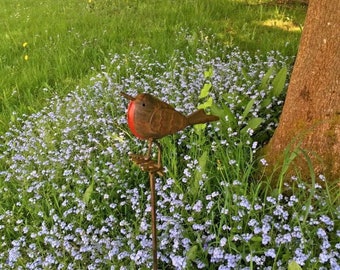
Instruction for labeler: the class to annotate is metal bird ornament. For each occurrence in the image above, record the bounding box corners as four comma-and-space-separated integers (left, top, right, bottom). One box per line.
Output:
121, 91, 219, 269
121, 92, 219, 174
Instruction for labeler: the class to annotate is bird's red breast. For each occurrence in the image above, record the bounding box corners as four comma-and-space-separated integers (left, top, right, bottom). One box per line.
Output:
127, 100, 142, 139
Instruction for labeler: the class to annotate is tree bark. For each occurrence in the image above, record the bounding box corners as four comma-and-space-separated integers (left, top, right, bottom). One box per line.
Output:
262, 0, 340, 183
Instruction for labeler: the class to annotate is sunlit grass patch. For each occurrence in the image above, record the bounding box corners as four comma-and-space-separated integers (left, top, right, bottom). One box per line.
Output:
260, 19, 302, 32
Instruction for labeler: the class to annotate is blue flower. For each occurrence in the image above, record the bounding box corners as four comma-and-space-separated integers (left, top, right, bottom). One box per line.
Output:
265, 248, 276, 259
170, 255, 186, 269
192, 200, 203, 212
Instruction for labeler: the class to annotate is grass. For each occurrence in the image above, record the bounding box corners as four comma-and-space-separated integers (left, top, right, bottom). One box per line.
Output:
2, 0, 338, 269
0, 0, 306, 133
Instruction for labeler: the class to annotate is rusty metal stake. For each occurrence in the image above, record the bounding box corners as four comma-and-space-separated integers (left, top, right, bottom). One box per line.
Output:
149, 171, 158, 270
129, 141, 164, 269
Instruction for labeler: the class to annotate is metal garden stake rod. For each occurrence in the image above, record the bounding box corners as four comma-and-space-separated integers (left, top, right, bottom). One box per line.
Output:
121, 92, 219, 269
149, 171, 158, 270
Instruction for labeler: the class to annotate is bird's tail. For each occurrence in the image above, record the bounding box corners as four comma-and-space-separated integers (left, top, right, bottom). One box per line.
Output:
187, 109, 219, 126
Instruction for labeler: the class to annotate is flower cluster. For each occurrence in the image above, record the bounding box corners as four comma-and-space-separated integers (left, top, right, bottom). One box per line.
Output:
0, 46, 338, 269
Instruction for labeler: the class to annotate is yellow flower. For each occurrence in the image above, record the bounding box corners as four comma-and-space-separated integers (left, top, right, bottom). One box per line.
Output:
24, 55, 29, 61
23, 42, 28, 48
88, 0, 92, 3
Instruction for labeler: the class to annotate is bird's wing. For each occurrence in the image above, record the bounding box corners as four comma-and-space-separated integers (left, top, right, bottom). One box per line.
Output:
149, 108, 188, 138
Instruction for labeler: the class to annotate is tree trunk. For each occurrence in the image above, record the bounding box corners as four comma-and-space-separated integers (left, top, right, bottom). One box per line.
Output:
262, 0, 340, 184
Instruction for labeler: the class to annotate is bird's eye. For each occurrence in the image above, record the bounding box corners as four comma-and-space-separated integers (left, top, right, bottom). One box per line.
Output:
142, 103, 146, 107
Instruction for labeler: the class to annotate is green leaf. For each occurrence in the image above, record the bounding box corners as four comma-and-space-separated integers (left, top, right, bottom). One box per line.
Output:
259, 67, 274, 90
211, 104, 236, 125
272, 66, 287, 97
241, 67, 250, 81
197, 97, 213, 109
199, 83, 212, 99
195, 97, 214, 135
204, 67, 213, 78
187, 245, 199, 261
250, 236, 262, 242
247, 117, 263, 129
242, 99, 255, 119
261, 97, 271, 108
288, 261, 302, 270
241, 117, 263, 134
83, 181, 94, 205
191, 151, 208, 196
194, 123, 206, 135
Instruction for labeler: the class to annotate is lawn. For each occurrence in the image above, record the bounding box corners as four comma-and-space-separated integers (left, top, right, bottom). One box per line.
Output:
1, 0, 339, 269
0, 0, 306, 132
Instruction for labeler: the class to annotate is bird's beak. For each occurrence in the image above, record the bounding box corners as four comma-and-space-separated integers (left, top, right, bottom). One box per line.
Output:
120, 92, 135, 101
